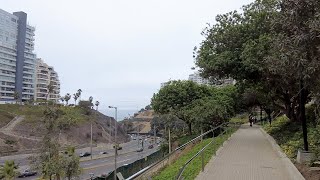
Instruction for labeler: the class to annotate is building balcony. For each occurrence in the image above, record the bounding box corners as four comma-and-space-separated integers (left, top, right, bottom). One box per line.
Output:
22, 81, 34, 85
0, 73, 15, 78
23, 76, 33, 80
0, 67, 16, 72
0, 61, 16, 67
0, 90, 15, 94
0, 84, 15, 88
23, 71, 34, 75
38, 72, 48, 76
0, 49, 17, 56
22, 92, 34, 95
23, 86, 34, 90
23, 66, 35, 70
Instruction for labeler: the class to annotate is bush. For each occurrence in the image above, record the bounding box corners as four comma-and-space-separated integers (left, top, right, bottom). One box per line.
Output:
5, 140, 16, 145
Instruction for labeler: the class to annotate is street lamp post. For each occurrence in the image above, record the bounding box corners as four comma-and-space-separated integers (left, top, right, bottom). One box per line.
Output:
108, 106, 118, 180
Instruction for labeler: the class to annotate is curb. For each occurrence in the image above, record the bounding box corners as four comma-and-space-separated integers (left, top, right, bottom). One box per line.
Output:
259, 127, 305, 180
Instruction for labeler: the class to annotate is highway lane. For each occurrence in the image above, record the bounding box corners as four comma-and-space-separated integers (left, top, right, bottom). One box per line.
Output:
0, 137, 150, 167
81, 146, 160, 179
18, 145, 160, 180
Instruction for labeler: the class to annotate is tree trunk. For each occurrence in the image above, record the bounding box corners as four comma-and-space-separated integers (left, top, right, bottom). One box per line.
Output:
188, 123, 192, 135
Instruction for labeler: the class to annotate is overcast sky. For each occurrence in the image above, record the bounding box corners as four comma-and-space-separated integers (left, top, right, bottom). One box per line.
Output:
1, 0, 253, 114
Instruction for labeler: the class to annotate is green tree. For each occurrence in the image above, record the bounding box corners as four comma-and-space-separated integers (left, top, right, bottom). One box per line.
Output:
64, 146, 81, 180
0, 160, 18, 180
47, 82, 55, 101
13, 91, 19, 104
60, 97, 65, 105
151, 80, 212, 134
95, 101, 100, 111
266, 0, 320, 151
64, 93, 71, 105
73, 93, 78, 106
145, 105, 152, 110
77, 89, 82, 101
89, 96, 93, 109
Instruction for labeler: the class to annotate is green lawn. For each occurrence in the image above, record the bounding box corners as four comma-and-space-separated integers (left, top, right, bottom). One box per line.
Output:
153, 128, 236, 180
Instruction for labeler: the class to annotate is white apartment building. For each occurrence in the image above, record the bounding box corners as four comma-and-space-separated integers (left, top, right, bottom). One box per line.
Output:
0, 9, 37, 103
188, 72, 236, 87
35, 59, 60, 103
188, 72, 210, 85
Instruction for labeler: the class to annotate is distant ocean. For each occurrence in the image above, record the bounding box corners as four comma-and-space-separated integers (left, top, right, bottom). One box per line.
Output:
100, 108, 139, 121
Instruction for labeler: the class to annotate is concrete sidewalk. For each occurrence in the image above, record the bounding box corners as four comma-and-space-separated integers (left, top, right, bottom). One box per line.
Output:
196, 124, 305, 180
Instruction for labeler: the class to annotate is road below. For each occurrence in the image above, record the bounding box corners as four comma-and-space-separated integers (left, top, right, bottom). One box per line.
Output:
2, 136, 161, 179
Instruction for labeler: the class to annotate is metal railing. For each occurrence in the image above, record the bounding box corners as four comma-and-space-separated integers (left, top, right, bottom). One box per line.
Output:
176, 122, 240, 180
127, 122, 241, 180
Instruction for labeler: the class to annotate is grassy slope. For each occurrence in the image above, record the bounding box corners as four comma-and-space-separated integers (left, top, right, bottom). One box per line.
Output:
262, 115, 319, 160
0, 110, 14, 128
153, 128, 236, 180
0, 104, 89, 124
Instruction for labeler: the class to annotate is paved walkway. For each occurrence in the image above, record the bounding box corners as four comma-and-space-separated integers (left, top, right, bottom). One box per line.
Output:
196, 124, 305, 180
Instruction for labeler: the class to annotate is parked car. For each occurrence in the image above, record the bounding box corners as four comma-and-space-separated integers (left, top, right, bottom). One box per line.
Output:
18, 169, 37, 178
79, 152, 91, 157
148, 145, 154, 149
136, 148, 143, 152
99, 151, 108, 155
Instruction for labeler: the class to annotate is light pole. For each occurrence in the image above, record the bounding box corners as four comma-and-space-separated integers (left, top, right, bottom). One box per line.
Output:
108, 106, 118, 180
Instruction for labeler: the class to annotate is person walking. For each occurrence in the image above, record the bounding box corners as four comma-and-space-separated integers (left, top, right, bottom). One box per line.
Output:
249, 115, 253, 127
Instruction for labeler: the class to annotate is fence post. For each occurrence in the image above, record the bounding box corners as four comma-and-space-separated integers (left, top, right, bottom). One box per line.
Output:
201, 150, 204, 172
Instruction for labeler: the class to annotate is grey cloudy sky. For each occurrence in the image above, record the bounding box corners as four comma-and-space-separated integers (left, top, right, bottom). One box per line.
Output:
1, 0, 253, 115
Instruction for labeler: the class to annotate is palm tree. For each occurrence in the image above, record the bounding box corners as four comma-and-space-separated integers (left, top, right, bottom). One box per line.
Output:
60, 97, 65, 105
64, 93, 71, 105
0, 160, 18, 180
13, 91, 19, 104
73, 93, 78, 105
95, 101, 100, 111
77, 89, 82, 101
89, 96, 93, 109
46, 82, 54, 101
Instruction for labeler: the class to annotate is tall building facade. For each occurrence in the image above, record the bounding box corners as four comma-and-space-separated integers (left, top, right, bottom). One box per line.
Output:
0, 9, 37, 102
188, 72, 210, 85
188, 72, 236, 87
35, 58, 60, 103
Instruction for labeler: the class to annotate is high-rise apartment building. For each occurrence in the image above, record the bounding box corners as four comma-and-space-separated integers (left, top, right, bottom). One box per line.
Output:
35, 58, 60, 103
0, 9, 37, 102
188, 72, 210, 85
188, 72, 236, 87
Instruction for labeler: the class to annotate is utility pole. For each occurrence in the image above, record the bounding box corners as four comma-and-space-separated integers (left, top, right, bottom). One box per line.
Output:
154, 124, 156, 145
108, 106, 118, 180
90, 122, 93, 159
168, 128, 171, 153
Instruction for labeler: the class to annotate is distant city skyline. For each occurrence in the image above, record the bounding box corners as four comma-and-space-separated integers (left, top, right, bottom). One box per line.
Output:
0, 0, 254, 110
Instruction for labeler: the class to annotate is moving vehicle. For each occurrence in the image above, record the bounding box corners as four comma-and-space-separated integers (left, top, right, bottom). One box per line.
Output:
148, 145, 154, 149
99, 151, 108, 155
18, 169, 37, 178
79, 152, 91, 157
136, 148, 143, 152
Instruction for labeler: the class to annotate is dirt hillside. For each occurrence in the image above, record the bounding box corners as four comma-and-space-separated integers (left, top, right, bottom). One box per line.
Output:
0, 104, 129, 155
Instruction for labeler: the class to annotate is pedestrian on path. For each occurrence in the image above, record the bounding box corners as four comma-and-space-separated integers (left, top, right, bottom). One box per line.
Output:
249, 115, 253, 127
